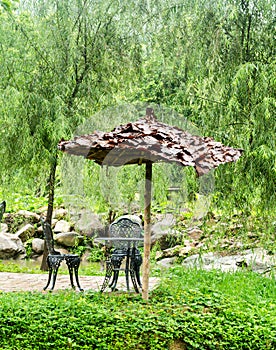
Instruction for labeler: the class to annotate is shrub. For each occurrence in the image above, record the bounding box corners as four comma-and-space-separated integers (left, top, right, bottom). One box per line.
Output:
0, 268, 275, 349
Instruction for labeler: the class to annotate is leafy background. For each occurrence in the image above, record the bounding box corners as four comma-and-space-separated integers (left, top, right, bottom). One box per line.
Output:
0, 0, 275, 219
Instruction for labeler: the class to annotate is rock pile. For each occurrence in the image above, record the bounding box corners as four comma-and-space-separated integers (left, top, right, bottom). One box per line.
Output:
0, 208, 105, 260
0, 208, 275, 279
181, 248, 276, 275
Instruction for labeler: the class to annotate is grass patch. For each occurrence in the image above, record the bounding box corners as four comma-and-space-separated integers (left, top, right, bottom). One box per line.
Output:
0, 268, 274, 349
0, 252, 162, 277
0, 260, 103, 276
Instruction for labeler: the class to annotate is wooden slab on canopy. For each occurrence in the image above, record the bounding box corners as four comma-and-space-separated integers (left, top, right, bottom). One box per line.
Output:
58, 110, 243, 176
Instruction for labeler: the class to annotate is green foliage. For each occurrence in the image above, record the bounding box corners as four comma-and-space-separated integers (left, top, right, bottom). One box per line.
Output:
0, 260, 102, 276
0, 269, 274, 349
0, 188, 48, 213
87, 247, 105, 263
0, 0, 18, 12
0, 260, 46, 274
0, 0, 275, 219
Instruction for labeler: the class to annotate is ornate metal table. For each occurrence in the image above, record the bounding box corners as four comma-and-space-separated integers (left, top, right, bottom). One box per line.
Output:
98, 237, 144, 293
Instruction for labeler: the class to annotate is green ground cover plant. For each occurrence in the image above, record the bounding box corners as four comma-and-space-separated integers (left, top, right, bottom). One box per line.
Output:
0, 268, 274, 350
0, 260, 103, 276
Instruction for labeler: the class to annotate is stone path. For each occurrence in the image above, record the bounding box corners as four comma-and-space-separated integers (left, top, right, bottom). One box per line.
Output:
0, 272, 159, 293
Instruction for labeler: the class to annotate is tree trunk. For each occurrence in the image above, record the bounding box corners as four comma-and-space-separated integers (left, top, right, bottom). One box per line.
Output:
142, 161, 152, 300
40, 151, 58, 271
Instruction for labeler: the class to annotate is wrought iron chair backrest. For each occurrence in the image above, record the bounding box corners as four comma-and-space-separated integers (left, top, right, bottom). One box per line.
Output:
110, 218, 143, 249
41, 218, 61, 255
0, 201, 6, 223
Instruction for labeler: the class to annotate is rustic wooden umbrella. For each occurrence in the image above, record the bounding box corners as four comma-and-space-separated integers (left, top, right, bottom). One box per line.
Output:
58, 108, 243, 300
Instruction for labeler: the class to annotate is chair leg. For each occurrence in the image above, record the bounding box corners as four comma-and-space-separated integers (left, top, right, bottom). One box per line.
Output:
129, 261, 139, 293
44, 255, 63, 291
43, 267, 53, 291
65, 256, 83, 291
110, 270, 119, 291
134, 255, 143, 288
101, 260, 113, 292
110, 258, 123, 291
65, 256, 76, 289
73, 265, 83, 292
128, 249, 142, 292
50, 269, 59, 291
135, 267, 142, 288
125, 248, 131, 291
107, 268, 117, 290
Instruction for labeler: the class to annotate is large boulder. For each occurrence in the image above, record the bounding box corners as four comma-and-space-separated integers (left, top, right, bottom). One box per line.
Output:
155, 245, 183, 261
151, 213, 177, 249
15, 224, 35, 242
4, 211, 40, 233
74, 210, 105, 237
0, 233, 25, 259
186, 226, 204, 240
0, 223, 8, 234
54, 231, 84, 247
155, 242, 194, 261
182, 248, 276, 275
32, 238, 45, 254
53, 208, 68, 220
53, 220, 72, 233
17, 210, 40, 223
156, 257, 178, 268
151, 214, 176, 236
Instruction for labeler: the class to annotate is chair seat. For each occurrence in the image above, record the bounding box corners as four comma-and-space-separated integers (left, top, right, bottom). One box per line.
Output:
49, 253, 79, 258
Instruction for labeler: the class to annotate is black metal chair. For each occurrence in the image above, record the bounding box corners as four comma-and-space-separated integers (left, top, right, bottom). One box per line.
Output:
41, 218, 83, 291
0, 200, 6, 223
100, 217, 143, 293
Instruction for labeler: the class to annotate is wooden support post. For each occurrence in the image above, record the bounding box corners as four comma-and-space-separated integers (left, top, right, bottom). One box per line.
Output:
142, 161, 152, 300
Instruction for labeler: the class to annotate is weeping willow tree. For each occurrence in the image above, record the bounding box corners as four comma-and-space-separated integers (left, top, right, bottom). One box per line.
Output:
0, 0, 275, 222
131, 0, 276, 212
0, 0, 146, 269
0, 0, 143, 211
